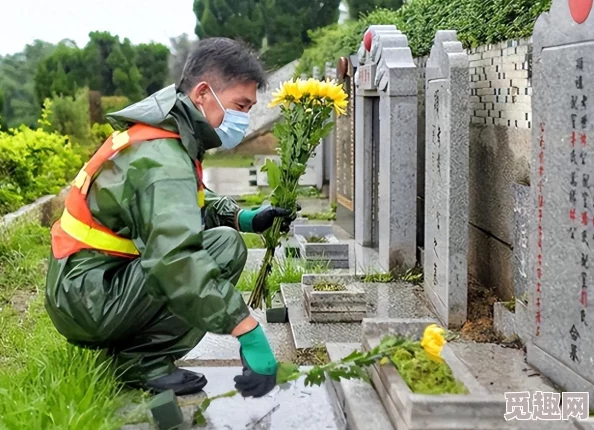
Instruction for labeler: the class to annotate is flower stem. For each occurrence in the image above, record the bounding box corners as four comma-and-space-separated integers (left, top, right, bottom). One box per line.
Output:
247, 218, 283, 309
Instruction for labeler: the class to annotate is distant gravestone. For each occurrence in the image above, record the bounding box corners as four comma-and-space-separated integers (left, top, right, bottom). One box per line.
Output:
423, 30, 469, 328
527, 0, 594, 409
354, 25, 418, 270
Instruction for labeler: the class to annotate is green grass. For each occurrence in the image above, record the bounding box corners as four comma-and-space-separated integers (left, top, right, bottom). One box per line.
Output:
362, 265, 424, 286
203, 152, 254, 168
241, 233, 264, 249
302, 203, 337, 221
237, 187, 325, 209
0, 222, 147, 429
236, 257, 328, 295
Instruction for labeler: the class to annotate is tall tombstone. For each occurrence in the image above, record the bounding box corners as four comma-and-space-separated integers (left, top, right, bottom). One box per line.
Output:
527, 0, 594, 408
334, 57, 357, 236
423, 31, 469, 329
354, 25, 418, 270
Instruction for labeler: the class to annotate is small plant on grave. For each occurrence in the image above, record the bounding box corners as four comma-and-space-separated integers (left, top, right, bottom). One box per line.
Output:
247, 78, 348, 310
306, 234, 329, 244
192, 323, 456, 426
312, 281, 346, 292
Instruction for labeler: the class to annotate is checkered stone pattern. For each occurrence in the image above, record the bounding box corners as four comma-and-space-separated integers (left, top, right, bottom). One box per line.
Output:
415, 38, 533, 130
468, 38, 533, 129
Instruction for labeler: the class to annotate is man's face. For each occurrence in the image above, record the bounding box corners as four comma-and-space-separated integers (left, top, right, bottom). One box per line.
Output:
190, 80, 258, 129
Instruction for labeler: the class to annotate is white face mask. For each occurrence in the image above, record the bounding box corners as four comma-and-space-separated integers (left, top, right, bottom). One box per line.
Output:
203, 87, 250, 150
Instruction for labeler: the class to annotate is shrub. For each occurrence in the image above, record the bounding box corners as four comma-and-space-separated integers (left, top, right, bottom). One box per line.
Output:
101, 95, 130, 115
297, 0, 551, 76
0, 105, 82, 215
45, 88, 91, 144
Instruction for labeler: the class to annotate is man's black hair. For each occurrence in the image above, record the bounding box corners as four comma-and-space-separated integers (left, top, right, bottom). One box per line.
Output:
178, 37, 267, 93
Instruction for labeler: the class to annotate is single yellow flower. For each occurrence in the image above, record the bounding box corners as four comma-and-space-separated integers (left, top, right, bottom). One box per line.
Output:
380, 357, 389, 366
421, 324, 446, 362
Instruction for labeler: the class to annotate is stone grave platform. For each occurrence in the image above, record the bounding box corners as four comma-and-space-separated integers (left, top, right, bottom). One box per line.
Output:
180, 308, 296, 366
123, 366, 346, 430
282, 281, 433, 349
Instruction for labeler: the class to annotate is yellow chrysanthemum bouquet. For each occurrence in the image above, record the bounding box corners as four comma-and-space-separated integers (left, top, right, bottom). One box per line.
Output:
247, 78, 348, 309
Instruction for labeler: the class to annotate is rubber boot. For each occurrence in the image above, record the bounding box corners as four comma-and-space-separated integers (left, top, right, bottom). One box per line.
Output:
144, 368, 208, 396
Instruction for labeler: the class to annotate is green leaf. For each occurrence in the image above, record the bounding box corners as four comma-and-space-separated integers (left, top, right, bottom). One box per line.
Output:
261, 158, 282, 190
276, 361, 301, 384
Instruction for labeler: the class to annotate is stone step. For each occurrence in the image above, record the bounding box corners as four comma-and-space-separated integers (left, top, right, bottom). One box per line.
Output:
325, 343, 394, 430
123, 366, 347, 429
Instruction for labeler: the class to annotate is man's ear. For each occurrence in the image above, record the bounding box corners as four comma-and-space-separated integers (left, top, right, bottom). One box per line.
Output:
191, 82, 210, 105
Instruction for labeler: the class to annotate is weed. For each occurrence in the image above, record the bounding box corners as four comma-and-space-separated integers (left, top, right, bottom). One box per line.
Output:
306, 235, 328, 243
502, 300, 516, 312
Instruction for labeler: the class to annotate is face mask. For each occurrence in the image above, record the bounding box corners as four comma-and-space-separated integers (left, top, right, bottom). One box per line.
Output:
207, 87, 250, 150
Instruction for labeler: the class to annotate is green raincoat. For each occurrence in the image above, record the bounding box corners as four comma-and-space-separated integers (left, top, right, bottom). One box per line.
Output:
45, 85, 250, 383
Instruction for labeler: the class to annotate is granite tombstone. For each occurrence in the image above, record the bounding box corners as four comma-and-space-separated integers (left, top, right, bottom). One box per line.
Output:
423, 30, 469, 328
527, 0, 594, 409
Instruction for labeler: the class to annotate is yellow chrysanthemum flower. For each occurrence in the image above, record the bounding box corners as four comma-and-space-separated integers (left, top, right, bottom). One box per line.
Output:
268, 78, 349, 116
421, 323, 446, 363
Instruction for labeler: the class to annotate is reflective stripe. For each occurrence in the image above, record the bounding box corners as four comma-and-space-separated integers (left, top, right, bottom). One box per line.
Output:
60, 208, 140, 256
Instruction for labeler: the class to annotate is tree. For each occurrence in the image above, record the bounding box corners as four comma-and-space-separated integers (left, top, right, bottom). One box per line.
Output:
261, 0, 341, 68
346, 0, 404, 20
136, 43, 171, 95
194, 0, 266, 49
0, 40, 56, 128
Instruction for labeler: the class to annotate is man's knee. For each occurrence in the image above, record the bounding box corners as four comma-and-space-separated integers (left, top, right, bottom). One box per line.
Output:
203, 226, 247, 273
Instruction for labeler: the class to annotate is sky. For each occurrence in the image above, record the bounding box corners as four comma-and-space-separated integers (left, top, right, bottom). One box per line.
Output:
0, 0, 198, 55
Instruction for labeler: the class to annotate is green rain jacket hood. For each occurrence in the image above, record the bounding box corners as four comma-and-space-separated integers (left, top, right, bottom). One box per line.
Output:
44, 85, 250, 382
106, 84, 223, 158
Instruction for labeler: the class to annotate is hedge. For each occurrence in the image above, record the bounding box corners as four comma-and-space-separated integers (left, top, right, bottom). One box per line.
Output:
0, 105, 83, 216
297, 0, 551, 76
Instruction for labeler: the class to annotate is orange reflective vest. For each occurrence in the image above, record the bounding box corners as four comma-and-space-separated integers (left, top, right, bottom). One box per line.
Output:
51, 123, 206, 260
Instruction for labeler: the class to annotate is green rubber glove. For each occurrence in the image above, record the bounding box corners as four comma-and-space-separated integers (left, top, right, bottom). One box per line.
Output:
238, 205, 295, 234
237, 324, 277, 375
234, 324, 278, 398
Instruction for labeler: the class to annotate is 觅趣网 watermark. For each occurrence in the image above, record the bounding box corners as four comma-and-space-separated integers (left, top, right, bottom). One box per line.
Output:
504, 391, 590, 421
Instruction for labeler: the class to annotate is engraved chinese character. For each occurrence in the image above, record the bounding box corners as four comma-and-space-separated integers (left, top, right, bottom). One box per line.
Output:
571, 149, 578, 165
434, 90, 439, 114
572, 96, 579, 110
582, 95, 588, 110
572, 132, 577, 147
583, 173, 590, 188
570, 344, 579, 362
583, 192, 590, 207
581, 309, 587, 325
582, 272, 587, 287
570, 324, 580, 341
436, 212, 441, 230
561, 392, 589, 420
577, 58, 584, 70
582, 253, 589, 268
582, 230, 589, 247
570, 208, 577, 221
576, 75, 584, 90
504, 392, 532, 421
582, 115, 588, 129
582, 212, 588, 226
581, 287, 588, 307
572, 114, 578, 129
572, 172, 578, 186
532, 391, 561, 420
580, 150, 587, 165
570, 227, 577, 239
433, 262, 437, 286
570, 189, 577, 205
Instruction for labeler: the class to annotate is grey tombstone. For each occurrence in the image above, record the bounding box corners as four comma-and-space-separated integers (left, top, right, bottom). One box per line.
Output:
527, 0, 594, 409
423, 30, 469, 328
354, 25, 418, 270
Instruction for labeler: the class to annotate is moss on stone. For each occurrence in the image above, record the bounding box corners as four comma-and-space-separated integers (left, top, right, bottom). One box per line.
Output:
313, 282, 346, 292
389, 341, 468, 395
